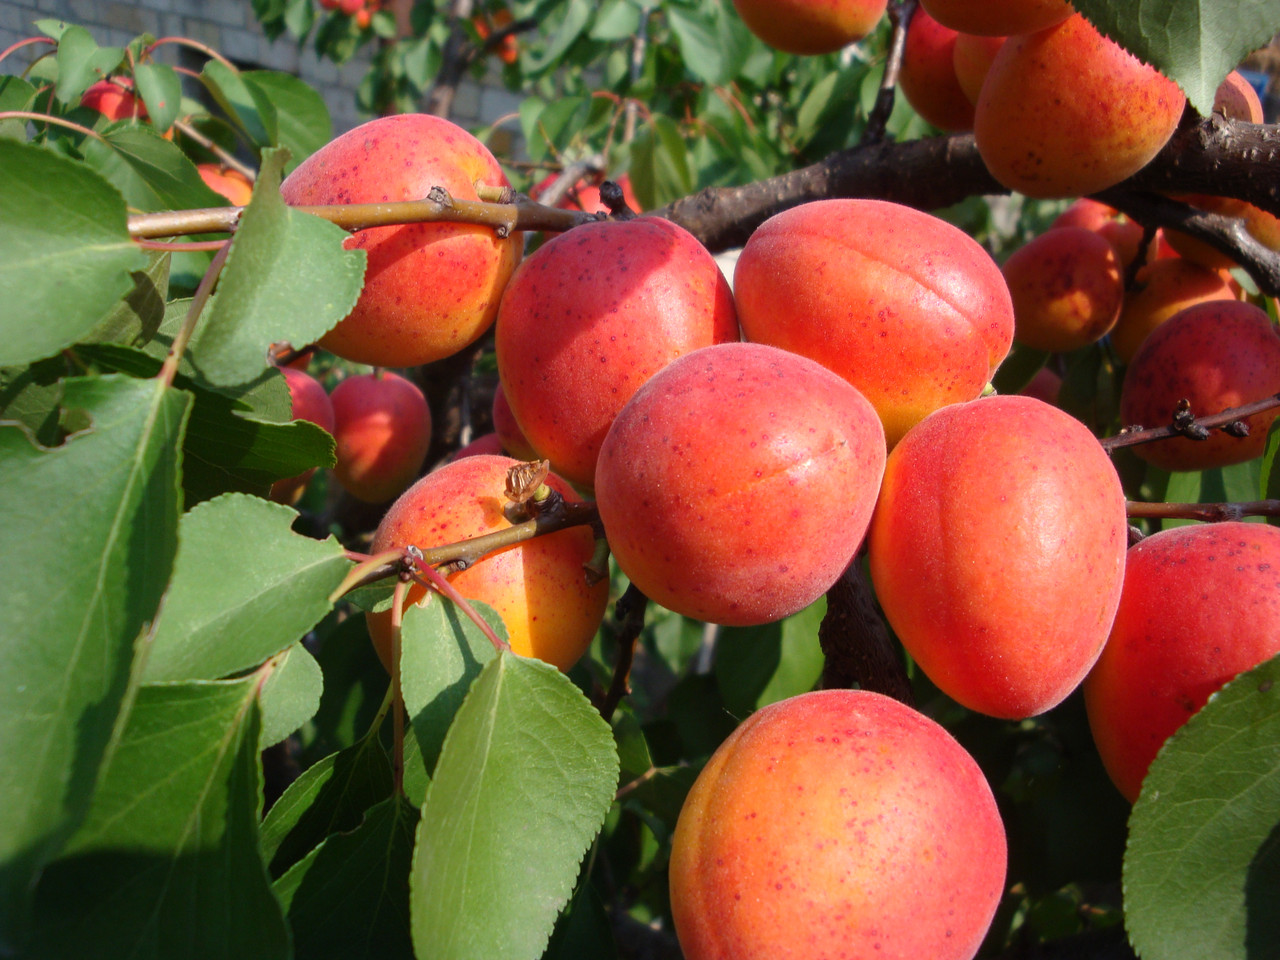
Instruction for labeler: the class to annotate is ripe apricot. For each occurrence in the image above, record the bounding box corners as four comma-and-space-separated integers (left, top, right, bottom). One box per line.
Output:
952, 32, 1005, 105
269, 367, 336, 505
1119, 301, 1280, 471
1051, 199, 1150, 269
974, 14, 1185, 198
80, 78, 148, 121
1084, 522, 1280, 801
330, 371, 432, 503
496, 216, 737, 488
595, 342, 885, 627
1109, 258, 1239, 364
1003, 226, 1124, 352
670, 689, 1007, 960
920, 0, 1070, 36
491, 383, 538, 461
280, 114, 521, 367
196, 164, 254, 207
730, 0, 888, 55
367, 454, 608, 672
734, 198, 1014, 447
868, 395, 1128, 719
899, 8, 975, 131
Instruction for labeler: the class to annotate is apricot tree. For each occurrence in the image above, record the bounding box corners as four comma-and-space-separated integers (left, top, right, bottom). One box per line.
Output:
2, 3, 1280, 960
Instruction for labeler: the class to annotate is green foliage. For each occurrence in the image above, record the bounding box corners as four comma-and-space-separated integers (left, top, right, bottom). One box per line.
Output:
1124, 654, 1280, 960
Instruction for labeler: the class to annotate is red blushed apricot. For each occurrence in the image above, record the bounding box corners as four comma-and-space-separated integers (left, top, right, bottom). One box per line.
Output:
921, 0, 1070, 36
868, 395, 1128, 719
1003, 226, 1123, 352
1110, 258, 1239, 363
1119, 301, 1280, 471
491, 382, 539, 461
330, 371, 432, 503
730, 0, 888, 55
450, 431, 504, 460
1051, 199, 1151, 269
953, 32, 1005, 105
669, 689, 1007, 960
900, 8, 975, 131
196, 164, 253, 206
974, 14, 1185, 198
1084, 523, 1280, 802
595, 342, 885, 627
496, 217, 738, 488
734, 198, 1014, 448
269, 367, 336, 505
367, 455, 608, 672
80, 78, 148, 121
280, 114, 521, 367
1018, 365, 1061, 405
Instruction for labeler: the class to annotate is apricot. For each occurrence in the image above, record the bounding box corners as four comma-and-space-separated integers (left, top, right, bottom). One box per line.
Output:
330, 371, 432, 503
868, 395, 1128, 719
1084, 522, 1280, 802
491, 382, 538, 461
1051, 199, 1150, 269
669, 689, 1007, 960
495, 216, 738, 488
367, 454, 608, 672
920, 0, 1070, 36
531, 171, 640, 215
269, 367, 336, 505
734, 198, 1014, 447
899, 8, 975, 131
730, 0, 887, 55
595, 342, 885, 627
1003, 226, 1124, 352
974, 14, 1185, 198
1119, 301, 1280, 471
80, 78, 148, 121
280, 114, 521, 367
196, 164, 254, 207
952, 32, 1005, 105
451, 431, 504, 460
1018, 365, 1061, 405
1109, 258, 1239, 364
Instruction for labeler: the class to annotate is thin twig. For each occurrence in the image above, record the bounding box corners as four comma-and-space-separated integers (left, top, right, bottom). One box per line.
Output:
863, 0, 916, 145
1126, 500, 1280, 522
157, 239, 230, 388
598, 584, 649, 722
1102, 393, 1280, 452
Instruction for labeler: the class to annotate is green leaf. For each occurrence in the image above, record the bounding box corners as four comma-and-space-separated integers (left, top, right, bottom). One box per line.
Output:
259, 640, 325, 746
260, 736, 395, 877
81, 123, 227, 212
1071, 0, 1278, 116
79, 342, 336, 503
201, 59, 278, 149
32, 678, 290, 960
0, 374, 189, 948
794, 70, 841, 147
0, 356, 67, 447
53, 25, 123, 105
667, 5, 725, 85
410, 652, 619, 960
629, 114, 693, 209
0, 75, 37, 139
543, 881, 618, 960
244, 70, 332, 172
192, 147, 366, 386
0, 139, 148, 366
590, 0, 641, 40
274, 794, 419, 959
1163, 459, 1263, 530
132, 62, 182, 135
715, 596, 826, 715
80, 250, 170, 348
1124, 653, 1280, 960
401, 597, 503, 776
525, 0, 592, 71
144, 493, 351, 682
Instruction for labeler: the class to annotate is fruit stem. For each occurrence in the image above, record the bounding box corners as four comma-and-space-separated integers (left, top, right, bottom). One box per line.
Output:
862, 0, 916, 146
410, 563, 511, 655
157, 239, 230, 388
597, 584, 649, 722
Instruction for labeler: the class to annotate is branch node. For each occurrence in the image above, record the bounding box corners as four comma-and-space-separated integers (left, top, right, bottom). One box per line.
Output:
427, 185, 452, 205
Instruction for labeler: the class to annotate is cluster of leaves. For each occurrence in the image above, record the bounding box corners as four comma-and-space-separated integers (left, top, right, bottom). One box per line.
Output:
2, 4, 1280, 960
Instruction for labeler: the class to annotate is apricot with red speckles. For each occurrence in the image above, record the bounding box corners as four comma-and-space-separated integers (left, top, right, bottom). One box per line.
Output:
1051, 199, 1150, 268
496, 216, 738, 488
1119, 301, 1280, 471
974, 14, 1185, 198
491, 382, 539, 460
730, 0, 887, 55
734, 198, 1014, 448
280, 114, 521, 367
1110, 257, 1239, 363
366, 454, 608, 672
869, 395, 1128, 719
669, 689, 1007, 960
1003, 226, 1123, 352
899, 8, 975, 131
595, 342, 885, 627
1084, 522, 1280, 801
330, 371, 432, 503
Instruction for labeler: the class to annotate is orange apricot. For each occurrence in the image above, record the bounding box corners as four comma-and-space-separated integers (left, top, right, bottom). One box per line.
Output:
730, 0, 888, 55
899, 8, 975, 131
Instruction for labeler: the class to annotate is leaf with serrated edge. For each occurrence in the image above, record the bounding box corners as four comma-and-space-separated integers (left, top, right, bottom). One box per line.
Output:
31, 678, 289, 960
410, 652, 619, 960
144, 493, 351, 682
243, 70, 332, 172
259, 641, 324, 747
1071, 0, 1277, 115
0, 374, 189, 948
1124, 653, 1280, 960
0, 139, 147, 366
274, 794, 419, 959
260, 735, 394, 877
192, 147, 366, 386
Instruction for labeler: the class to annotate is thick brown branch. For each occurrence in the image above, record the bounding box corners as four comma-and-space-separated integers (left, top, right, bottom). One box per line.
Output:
819, 558, 914, 705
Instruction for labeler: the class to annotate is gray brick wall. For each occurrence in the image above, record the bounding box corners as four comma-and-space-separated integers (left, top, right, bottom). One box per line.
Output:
0, 0, 499, 135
